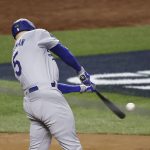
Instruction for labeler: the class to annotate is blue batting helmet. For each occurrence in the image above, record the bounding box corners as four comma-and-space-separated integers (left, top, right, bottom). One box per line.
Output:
11, 18, 36, 39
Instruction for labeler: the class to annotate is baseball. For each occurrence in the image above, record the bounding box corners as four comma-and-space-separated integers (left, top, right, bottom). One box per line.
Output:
126, 103, 135, 111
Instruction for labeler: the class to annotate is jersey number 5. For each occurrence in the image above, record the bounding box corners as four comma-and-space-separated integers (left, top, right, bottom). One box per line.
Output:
13, 51, 22, 76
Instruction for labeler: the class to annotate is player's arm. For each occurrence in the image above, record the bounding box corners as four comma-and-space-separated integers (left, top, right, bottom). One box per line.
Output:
38, 29, 92, 85
50, 43, 81, 72
50, 43, 92, 85
38, 30, 81, 71
57, 83, 95, 94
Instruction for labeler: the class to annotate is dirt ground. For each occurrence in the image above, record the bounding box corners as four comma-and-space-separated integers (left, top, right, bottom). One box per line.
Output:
1, 0, 150, 34
0, 133, 150, 150
1, 0, 150, 149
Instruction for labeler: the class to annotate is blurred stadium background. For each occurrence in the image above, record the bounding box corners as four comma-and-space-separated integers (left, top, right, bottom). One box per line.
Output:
0, 0, 150, 149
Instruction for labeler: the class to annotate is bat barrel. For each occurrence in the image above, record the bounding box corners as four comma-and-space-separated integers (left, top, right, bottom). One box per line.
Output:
95, 89, 126, 119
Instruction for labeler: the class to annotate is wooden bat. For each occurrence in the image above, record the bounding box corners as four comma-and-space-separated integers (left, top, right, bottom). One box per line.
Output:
95, 89, 126, 119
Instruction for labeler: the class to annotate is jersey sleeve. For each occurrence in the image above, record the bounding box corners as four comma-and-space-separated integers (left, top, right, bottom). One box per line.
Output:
38, 29, 59, 49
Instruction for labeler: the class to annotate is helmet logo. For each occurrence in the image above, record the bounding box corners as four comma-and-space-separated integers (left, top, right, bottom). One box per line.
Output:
14, 24, 20, 32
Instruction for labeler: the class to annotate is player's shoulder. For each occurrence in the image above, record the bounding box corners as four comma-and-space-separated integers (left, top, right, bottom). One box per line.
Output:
34, 28, 54, 38
35, 29, 58, 41
34, 28, 49, 34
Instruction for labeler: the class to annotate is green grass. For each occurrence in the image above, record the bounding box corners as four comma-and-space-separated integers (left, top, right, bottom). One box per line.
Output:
54, 25, 150, 56
0, 80, 150, 134
1, 25, 150, 63
0, 80, 28, 132
0, 25, 150, 134
66, 93, 150, 135
0, 35, 14, 64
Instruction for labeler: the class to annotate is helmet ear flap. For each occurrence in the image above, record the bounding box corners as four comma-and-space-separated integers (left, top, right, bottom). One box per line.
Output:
11, 18, 36, 39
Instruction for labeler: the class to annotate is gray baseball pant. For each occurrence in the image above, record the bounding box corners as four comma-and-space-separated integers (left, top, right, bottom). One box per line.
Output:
23, 87, 82, 150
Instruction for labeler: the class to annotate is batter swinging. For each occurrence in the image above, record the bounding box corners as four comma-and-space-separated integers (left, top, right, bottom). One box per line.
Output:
11, 18, 95, 150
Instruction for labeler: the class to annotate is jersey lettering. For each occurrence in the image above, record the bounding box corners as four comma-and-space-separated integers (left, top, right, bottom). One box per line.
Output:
13, 51, 22, 76
15, 39, 26, 48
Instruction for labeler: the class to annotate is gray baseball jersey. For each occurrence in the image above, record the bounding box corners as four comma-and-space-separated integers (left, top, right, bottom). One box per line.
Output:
12, 29, 82, 150
12, 29, 59, 90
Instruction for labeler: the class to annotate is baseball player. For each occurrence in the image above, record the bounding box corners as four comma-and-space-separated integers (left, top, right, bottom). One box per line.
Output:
11, 18, 95, 150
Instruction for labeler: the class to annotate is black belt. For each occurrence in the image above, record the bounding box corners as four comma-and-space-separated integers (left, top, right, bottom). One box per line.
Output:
28, 82, 56, 93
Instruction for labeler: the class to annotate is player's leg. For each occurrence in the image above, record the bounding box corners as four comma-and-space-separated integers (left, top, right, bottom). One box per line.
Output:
29, 120, 52, 150
23, 96, 52, 150
41, 92, 82, 150
24, 89, 82, 150
50, 109, 82, 150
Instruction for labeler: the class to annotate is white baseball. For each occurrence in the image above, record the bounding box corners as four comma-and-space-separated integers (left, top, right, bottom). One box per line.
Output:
126, 103, 135, 111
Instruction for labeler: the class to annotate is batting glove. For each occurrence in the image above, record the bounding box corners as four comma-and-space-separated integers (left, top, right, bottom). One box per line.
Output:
80, 84, 96, 93
78, 66, 91, 85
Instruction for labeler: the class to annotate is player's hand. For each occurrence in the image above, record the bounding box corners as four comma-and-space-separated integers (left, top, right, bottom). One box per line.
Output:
78, 66, 91, 85
80, 84, 96, 93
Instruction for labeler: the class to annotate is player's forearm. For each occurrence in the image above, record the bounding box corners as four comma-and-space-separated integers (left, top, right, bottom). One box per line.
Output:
57, 83, 81, 94
50, 43, 81, 72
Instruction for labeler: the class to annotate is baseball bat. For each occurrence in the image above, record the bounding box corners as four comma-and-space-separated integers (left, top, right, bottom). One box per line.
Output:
95, 89, 126, 119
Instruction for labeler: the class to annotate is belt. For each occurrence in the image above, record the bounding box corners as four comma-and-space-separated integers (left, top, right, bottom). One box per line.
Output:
28, 82, 56, 93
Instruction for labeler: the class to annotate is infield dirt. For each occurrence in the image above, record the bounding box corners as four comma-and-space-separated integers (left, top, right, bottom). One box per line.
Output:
0, 133, 150, 150
0, 0, 150, 149
1, 0, 150, 34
